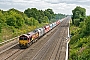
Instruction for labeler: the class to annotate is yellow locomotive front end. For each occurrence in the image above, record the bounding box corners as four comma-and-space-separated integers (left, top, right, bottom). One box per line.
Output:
19, 34, 30, 48
19, 40, 28, 46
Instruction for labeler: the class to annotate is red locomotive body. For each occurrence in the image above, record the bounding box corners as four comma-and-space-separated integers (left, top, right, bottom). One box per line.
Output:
44, 25, 50, 33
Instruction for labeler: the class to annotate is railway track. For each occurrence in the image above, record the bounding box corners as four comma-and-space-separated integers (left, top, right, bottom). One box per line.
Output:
0, 17, 70, 60
0, 23, 59, 60
0, 44, 24, 60
31, 20, 68, 60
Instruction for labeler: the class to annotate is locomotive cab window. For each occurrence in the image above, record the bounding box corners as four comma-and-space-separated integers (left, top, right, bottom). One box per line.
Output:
24, 37, 28, 40
19, 37, 23, 40
19, 37, 28, 40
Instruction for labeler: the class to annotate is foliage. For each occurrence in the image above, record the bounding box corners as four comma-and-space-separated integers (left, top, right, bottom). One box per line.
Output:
25, 17, 39, 26
0, 23, 2, 33
69, 36, 90, 60
55, 13, 66, 20
0, 11, 5, 23
24, 8, 40, 20
0, 8, 66, 43
72, 6, 86, 19
44, 9, 54, 20
84, 16, 90, 35
42, 16, 49, 23
69, 16, 90, 60
24, 8, 57, 23
70, 6, 90, 60
74, 19, 80, 26
5, 10, 25, 28
72, 6, 86, 25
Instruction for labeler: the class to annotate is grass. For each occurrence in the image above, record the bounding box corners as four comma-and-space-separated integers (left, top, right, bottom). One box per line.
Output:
0, 23, 47, 43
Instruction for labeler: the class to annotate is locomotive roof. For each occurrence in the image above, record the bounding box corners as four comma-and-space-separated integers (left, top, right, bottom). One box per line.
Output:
27, 31, 35, 36
20, 34, 29, 38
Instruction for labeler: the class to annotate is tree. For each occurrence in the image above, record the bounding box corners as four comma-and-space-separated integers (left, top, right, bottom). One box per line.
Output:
6, 9, 25, 28
25, 17, 39, 26
42, 16, 49, 23
55, 13, 65, 20
24, 8, 56, 23
0, 11, 5, 23
72, 6, 86, 25
15, 14, 24, 28
6, 16, 16, 26
72, 6, 86, 19
44, 10, 51, 20
45, 9, 54, 19
24, 8, 40, 20
0, 23, 1, 33
84, 16, 90, 35
38, 10, 45, 23
44, 9, 55, 21
30, 17, 39, 26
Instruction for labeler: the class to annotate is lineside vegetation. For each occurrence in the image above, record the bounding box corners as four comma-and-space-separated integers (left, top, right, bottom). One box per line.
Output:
69, 6, 90, 60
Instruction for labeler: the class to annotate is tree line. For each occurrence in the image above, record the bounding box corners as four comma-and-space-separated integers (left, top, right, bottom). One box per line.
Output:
69, 6, 90, 60
0, 8, 65, 42
0, 8, 65, 32
72, 6, 86, 26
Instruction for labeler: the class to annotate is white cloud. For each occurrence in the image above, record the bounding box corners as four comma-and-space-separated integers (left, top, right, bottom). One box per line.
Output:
0, 0, 90, 15
43, 0, 90, 6
44, 0, 60, 4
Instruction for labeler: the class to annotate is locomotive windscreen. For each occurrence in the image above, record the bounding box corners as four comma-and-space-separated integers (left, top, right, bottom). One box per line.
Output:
19, 37, 28, 40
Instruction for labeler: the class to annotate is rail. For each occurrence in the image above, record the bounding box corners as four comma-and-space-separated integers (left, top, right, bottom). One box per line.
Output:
65, 18, 70, 60
0, 36, 20, 45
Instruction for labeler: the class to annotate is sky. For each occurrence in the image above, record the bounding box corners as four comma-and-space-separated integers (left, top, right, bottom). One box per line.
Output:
0, 0, 90, 15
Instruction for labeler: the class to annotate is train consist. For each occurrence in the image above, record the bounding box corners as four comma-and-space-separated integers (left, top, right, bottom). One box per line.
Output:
19, 19, 64, 48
